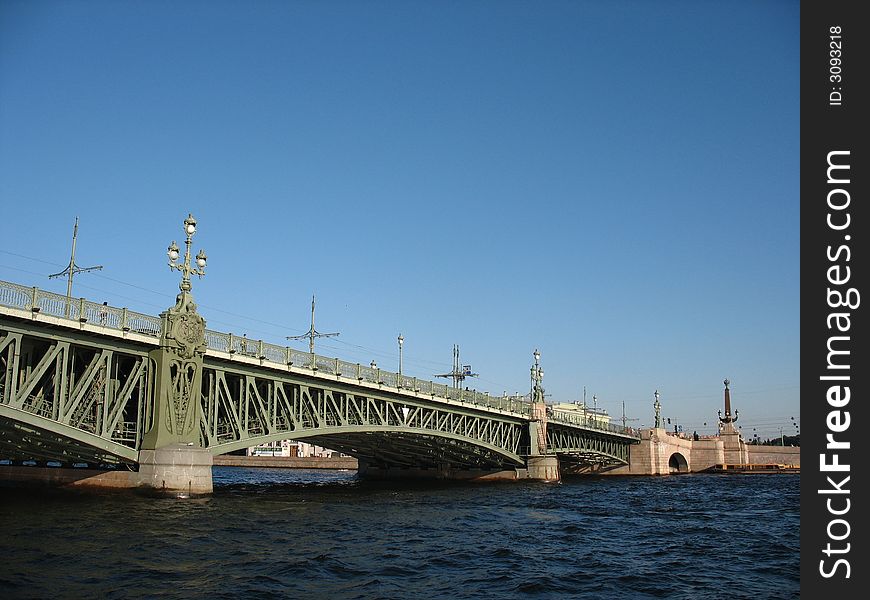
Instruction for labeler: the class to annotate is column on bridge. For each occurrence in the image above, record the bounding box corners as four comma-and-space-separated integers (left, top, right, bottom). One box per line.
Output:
523, 350, 560, 481
137, 214, 213, 496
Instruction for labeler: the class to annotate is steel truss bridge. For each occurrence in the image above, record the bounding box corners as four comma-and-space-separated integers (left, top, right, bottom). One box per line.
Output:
0, 280, 639, 474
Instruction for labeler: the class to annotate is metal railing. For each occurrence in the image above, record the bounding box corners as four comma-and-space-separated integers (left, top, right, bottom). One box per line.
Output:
0, 279, 639, 438
550, 410, 640, 437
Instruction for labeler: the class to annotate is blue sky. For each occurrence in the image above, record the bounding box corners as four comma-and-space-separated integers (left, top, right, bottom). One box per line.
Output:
0, 0, 799, 440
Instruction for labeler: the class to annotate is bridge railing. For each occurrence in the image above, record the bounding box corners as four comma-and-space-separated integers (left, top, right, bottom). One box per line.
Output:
0, 280, 639, 438
548, 410, 640, 437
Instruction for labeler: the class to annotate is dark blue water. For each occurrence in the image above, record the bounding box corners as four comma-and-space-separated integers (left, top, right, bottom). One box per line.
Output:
0, 469, 799, 599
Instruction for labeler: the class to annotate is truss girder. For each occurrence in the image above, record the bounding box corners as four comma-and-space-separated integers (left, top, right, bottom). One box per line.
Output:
2, 318, 638, 472
201, 361, 526, 467
547, 423, 635, 469
0, 322, 149, 464
0, 404, 139, 465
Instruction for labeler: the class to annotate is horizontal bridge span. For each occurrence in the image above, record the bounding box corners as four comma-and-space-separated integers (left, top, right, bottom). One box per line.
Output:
0, 285, 534, 421
200, 360, 527, 468
1, 283, 640, 439
547, 423, 636, 468
2, 297, 639, 472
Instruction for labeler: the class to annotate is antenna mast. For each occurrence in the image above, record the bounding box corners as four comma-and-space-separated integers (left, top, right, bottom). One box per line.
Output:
286, 294, 340, 354
48, 217, 103, 317
435, 344, 478, 388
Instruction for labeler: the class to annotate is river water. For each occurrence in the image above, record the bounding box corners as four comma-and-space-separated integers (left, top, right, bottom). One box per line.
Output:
0, 469, 798, 599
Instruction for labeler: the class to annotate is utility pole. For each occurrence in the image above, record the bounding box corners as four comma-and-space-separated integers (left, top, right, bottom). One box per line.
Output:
287, 294, 340, 355
621, 400, 639, 430
435, 344, 477, 388
49, 217, 103, 317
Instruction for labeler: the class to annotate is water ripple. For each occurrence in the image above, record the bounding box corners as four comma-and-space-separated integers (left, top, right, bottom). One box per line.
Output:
0, 471, 798, 599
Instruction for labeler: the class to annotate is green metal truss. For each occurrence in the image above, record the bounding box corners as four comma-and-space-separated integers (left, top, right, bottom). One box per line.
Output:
200, 359, 527, 469
547, 423, 634, 471
2, 295, 639, 472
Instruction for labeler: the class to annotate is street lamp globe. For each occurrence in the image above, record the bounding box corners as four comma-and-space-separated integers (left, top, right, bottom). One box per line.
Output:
168, 241, 180, 263
184, 214, 197, 235
196, 250, 207, 269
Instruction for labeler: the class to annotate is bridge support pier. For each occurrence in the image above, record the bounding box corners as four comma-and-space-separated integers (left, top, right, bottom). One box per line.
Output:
523, 455, 560, 482
136, 444, 213, 497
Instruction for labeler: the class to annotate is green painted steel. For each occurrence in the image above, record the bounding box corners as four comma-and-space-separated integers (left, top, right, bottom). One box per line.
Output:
1, 278, 639, 472
547, 423, 632, 466
199, 360, 527, 468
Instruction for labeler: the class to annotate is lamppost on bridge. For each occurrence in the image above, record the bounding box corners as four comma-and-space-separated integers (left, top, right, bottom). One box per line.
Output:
654, 390, 662, 429
528, 349, 549, 457
398, 334, 404, 377
167, 213, 207, 305
530, 349, 544, 403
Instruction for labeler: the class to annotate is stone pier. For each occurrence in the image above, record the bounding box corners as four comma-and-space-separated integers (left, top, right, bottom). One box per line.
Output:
137, 445, 213, 497
523, 455, 561, 481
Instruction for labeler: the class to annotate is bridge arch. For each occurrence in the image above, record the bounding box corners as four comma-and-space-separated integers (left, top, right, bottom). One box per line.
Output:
668, 452, 689, 473
208, 425, 526, 470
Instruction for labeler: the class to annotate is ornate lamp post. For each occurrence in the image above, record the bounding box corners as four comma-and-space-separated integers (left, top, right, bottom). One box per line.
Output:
147, 215, 210, 438
167, 213, 207, 307
530, 349, 544, 402
654, 390, 662, 429
139, 213, 213, 496
527, 349, 548, 456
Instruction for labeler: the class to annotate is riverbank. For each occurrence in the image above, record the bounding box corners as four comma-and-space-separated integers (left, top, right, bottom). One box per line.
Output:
212, 455, 358, 470
704, 463, 800, 474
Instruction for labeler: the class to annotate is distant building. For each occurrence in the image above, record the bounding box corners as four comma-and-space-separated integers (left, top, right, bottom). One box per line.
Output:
247, 440, 295, 456
247, 439, 347, 458
549, 401, 612, 427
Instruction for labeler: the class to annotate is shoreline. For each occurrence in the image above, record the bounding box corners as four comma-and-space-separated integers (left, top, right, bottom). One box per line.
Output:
212, 455, 359, 470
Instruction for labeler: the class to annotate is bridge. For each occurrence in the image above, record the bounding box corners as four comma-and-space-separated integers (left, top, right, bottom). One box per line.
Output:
0, 218, 638, 495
